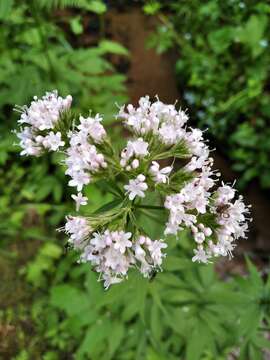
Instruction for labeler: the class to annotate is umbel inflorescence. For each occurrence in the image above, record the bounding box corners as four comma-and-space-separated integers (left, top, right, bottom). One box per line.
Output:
15, 91, 251, 288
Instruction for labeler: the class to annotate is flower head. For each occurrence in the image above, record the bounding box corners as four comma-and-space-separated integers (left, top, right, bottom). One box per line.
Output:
124, 174, 148, 200
16, 91, 72, 156
15, 92, 251, 287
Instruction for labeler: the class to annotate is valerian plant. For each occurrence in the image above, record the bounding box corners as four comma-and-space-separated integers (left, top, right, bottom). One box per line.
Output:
14, 91, 251, 288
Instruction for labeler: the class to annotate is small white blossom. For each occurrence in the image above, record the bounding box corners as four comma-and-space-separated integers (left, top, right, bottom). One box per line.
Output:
71, 192, 88, 211
148, 240, 167, 266
120, 138, 149, 169
113, 231, 132, 254
124, 174, 148, 200
42, 132, 65, 151
65, 129, 107, 192
192, 246, 209, 263
64, 216, 91, 249
150, 161, 172, 184
78, 114, 106, 143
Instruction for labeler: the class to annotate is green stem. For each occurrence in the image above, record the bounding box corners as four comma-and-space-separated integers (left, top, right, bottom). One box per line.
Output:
134, 204, 165, 210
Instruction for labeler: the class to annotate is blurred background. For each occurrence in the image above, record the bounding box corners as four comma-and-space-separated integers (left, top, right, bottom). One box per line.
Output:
0, 1, 270, 359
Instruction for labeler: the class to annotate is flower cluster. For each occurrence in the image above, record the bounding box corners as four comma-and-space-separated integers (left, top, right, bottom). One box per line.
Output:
15, 91, 251, 288
65, 115, 108, 193
118, 96, 188, 144
16, 91, 72, 156
64, 217, 167, 288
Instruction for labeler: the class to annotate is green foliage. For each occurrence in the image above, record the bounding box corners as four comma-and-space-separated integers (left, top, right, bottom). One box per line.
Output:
0, 0, 128, 239
36, 0, 106, 13
0, 0, 127, 120
0, 134, 71, 239
19, 235, 270, 359
146, 0, 270, 188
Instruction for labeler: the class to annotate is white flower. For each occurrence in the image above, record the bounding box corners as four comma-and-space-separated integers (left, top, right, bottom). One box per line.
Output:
118, 96, 188, 140
194, 232, 205, 244
16, 91, 71, 156
68, 171, 91, 192
215, 184, 236, 205
150, 161, 172, 184
18, 91, 72, 131
65, 128, 107, 192
90, 232, 107, 250
113, 231, 132, 254
42, 132, 65, 151
148, 240, 167, 266
128, 138, 149, 157
120, 138, 149, 168
78, 114, 106, 143
17, 127, 42, 156
192, 246, 209, 263
158, 123, 185, 145
104, 247, 122, 270
131, 159, 139, 169
64, 216, 91, 249
71, 192, 88, 211
124, 174, 148, 200
103, 274, 123, 289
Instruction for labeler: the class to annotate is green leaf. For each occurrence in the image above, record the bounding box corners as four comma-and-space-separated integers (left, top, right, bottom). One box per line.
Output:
0, 0, 13, 20
76, 318, 110, 358
108, 322, 125, 357
254, 335, 270, 350
198, 263, 216, 287
70, 16, 83, 35
143, 1, 161, 15
236, 15, 268, 57
238, 304, 261, 338
186, 321, 211, 360
246, 257, 264, 290
161, 288, 196, 304
164, 256, 191, 271
40, 243, 62, 259
208, 27, 234, 54
85, 0, 106, 14
94, 198, 123, 214
99, 40, 129, 56
50, 284, 90, 316
150, 303, 162, 342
